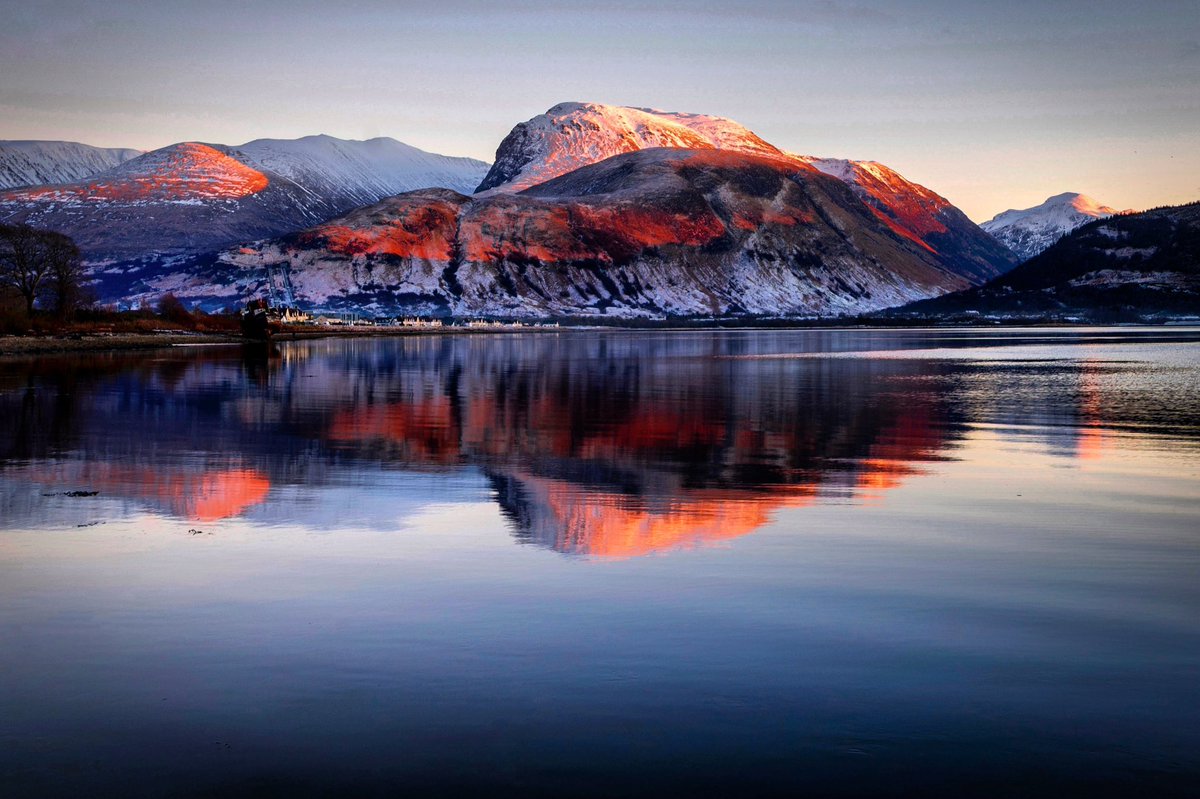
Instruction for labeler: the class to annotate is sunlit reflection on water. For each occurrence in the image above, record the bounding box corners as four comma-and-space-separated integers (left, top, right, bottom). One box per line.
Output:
1, 328, 1198, 796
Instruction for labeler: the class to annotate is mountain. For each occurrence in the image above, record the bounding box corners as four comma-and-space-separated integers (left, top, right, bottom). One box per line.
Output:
0, 142, 328, 257
212, 147, 1001, 318
475, 102, 784, 192
896, 201, 1200, 321
0, 135, 489, 258
236, 134, 487, 208
981, 192, 1128, 261
0, 140, 141, 189
478, 103, 1016, 282
797, 157, 1016, 283
1, 105, 1014, 316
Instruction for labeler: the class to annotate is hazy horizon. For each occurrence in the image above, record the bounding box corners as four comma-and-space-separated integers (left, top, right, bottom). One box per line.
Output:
1, 0, 1197, 221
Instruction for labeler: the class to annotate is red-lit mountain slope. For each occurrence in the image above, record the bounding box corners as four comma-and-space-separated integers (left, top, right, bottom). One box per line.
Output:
220, 148, 986, 318
476, 102, 1016, 283
0, 137, 489, 258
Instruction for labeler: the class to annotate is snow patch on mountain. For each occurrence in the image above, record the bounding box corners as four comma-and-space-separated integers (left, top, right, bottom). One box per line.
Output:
235, 134, 489, 204
0, 140, 141, 189
981, 192, 1130, 261
475, 102, 785, 192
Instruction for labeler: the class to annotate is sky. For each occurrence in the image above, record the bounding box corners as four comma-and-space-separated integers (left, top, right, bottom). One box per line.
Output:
0, 0, 1197, 221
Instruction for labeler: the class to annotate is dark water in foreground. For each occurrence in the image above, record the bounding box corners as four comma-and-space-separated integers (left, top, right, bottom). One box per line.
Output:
1, 327, 1198, 797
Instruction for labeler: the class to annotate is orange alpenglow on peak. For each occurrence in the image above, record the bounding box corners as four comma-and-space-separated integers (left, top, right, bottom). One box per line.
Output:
5, 143, 269, 204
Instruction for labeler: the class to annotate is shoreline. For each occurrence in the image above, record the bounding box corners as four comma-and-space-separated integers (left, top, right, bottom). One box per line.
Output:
3, 319, 1196, 358
0, 331, 244, 357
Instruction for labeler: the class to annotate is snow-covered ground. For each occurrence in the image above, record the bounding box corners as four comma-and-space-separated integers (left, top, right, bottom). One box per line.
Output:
236, 134, 488, 202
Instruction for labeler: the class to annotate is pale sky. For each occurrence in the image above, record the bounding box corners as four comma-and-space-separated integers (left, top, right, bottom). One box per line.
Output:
1, 0, 1197, 221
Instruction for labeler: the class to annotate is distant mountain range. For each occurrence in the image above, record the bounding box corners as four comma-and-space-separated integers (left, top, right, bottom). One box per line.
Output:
8, 105, 1187, 320
0, 136, 489, 257
896, 201, 1200, 321
981, 192, 1128, 261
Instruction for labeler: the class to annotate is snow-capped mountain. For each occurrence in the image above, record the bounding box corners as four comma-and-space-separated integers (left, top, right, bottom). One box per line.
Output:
0, 140, 141, 189
475, 102, 784, 192
477, 102, 1015, 282
0, 106, 1016, 318
236, 134, 487, 205
981, 192, 1128, 261
0, 135, 489, 257
208, 147, 994, 318
0, 142, 329, 256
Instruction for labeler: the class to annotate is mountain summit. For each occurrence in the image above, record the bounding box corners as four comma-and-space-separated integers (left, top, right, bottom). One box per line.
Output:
475, 102, 784, 193
981, 192, 1129, 261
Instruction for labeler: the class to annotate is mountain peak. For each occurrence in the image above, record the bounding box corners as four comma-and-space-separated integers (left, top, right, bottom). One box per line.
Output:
1039, 191, 1117, 216
981, 192, 1129, 261
474, 102, 782, 193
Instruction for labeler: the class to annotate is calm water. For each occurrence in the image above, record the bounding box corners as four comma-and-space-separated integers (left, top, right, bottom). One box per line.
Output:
1, 328, 1198, 797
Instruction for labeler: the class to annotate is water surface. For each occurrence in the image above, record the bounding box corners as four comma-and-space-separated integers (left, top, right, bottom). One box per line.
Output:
2, 328, 1198, 797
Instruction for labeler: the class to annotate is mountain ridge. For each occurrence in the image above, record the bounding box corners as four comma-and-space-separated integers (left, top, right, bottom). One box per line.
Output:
0, 140, 142, 190
2, 105, 1018, 317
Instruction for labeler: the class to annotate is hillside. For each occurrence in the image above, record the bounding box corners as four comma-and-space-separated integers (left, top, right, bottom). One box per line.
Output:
895, 202, 1200, 321
0, 140, 141, 189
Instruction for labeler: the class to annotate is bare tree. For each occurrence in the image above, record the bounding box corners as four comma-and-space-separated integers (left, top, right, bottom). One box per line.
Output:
45, 232, 87, 319
0, 224, 47, 317
0, 224, 85, 318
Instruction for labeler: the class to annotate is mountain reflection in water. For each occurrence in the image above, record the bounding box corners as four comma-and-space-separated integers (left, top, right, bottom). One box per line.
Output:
2, 329, 1196, 557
